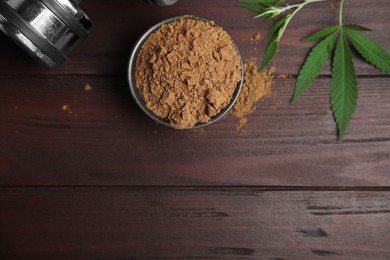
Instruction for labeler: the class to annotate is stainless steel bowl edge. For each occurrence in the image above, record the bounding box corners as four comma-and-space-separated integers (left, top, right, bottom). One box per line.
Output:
128, 15, 244, 129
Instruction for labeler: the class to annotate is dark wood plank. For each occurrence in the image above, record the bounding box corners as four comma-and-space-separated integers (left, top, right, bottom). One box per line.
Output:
1, 188, 390, 259
0, 0, 388, 75
0, 76, 389, 186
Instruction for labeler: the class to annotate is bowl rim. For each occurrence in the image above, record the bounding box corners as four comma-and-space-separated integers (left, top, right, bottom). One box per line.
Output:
127, 15, 244, 129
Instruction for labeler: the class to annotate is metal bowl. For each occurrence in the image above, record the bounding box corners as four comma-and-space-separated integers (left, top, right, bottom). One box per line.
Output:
127, 15, 244, 129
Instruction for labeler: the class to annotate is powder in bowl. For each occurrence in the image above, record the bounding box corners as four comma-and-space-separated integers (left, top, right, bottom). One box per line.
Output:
134, 17, 243, 129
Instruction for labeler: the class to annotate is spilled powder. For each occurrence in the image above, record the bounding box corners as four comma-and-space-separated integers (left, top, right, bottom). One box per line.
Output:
135, 18, 242, 129
62, 104, 73, 115
250, 32, 262, 44
84, 84, 93, 91
243, 31, 278, 126
233, 61, 275, 130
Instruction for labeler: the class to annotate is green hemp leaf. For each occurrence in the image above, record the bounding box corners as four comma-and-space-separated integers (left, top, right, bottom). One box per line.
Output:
331, 32, 358, 139
346, 30, 390, 75
292, 30, 337, 102
239, 0, 390, 139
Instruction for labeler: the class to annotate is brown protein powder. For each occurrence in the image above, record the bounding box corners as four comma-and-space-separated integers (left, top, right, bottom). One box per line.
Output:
135, 17, 242, 129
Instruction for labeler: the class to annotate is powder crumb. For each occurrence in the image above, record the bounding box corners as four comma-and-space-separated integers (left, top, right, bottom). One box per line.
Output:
275, 74, 292, 79
233, 61, 274, 131
249, 33, 261, 56
271, 100, 285, 110
84, 84, 93, 91
62, 104, 74, 115
135, 17, 242, 129
250, 32, 262, 44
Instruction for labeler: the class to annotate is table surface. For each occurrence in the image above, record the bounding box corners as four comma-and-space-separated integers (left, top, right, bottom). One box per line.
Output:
1, 0, 389, 259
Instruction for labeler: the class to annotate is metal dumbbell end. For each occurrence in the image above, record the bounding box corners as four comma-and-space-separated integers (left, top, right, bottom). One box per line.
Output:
144, 0, 178, 6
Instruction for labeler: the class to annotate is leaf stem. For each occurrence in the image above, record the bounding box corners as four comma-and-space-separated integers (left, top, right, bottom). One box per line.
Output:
275, 0, 324, 41
292, 0, 327, 12
253, 0, 327, 19
339, 0, 345, 26
304, 0, 327, 3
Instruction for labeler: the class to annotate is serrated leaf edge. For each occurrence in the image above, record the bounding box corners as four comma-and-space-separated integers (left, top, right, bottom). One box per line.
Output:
346, 30, 390, 76
292, 31, 338, 102
331, 32, 358, 139
303, 26, 339, 42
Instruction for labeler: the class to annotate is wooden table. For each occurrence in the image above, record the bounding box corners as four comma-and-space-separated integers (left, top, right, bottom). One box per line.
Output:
1, 0, 389, 258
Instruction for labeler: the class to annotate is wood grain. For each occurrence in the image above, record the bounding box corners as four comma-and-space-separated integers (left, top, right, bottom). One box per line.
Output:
0, 188, 389, 259
0, 76, 389, 186
0, 0, 388, 76
1, 1, 390, 258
